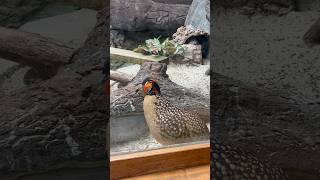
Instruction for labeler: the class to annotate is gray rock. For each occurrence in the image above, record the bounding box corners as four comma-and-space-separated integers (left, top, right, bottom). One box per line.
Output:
185, 0, 210, 34
110, 29, 125, 48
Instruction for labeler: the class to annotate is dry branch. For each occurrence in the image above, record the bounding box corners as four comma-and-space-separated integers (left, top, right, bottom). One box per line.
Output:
0, 27, 75, 67
110, 70, 134, 85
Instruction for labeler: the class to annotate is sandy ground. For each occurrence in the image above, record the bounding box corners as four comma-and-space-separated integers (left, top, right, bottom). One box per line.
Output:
213, 9, 320, 104
111, 134, 162, 154
110, 123, 210, 154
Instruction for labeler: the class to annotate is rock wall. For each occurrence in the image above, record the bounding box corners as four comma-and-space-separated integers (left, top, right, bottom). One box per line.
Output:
212, 0, 320, 177
0, 0, 47, 28
0, 5, 108, 179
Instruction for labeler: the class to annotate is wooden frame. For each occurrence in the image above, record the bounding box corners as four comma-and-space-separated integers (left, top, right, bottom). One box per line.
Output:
110, 141, 210, 180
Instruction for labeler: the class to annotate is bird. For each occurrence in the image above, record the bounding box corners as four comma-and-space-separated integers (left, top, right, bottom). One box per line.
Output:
142, 78, 209, 145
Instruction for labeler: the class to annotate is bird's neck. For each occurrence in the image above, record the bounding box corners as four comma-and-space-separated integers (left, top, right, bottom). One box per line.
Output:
145, 94, 161, 97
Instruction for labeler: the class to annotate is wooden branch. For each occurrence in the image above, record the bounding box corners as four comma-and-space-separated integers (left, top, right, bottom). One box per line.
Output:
0, 27, 75, 67
110, 142, 209, 179
110, 47, 168, 64
110, 70, 133, 85
128, 165, 209, 180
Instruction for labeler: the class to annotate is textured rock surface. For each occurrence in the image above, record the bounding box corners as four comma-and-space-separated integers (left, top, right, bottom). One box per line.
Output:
110, 28, 125, 48
110, 0, 189, 31
303, 17, 320, 47
214, 0, 295, 15
172, 26, 208, 44
0, 5, 108, 179
185, 0, 209, 33
212, 4, 320, 178
0, 0, 47, 28
214, 0, 320, 15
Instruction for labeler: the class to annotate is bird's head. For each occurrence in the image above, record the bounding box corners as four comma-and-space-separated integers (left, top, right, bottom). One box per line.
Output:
142, 78, 161, 96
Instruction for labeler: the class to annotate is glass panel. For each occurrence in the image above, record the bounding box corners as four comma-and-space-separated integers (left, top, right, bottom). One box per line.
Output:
110, 0, 210, 155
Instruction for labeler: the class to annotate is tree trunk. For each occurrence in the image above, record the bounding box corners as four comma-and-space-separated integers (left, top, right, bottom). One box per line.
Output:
110, 0, 190, 31
110, 70, 133, 85
0, 27, 75, 68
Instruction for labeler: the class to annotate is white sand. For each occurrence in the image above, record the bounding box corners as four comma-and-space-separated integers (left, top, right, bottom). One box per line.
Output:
111, 134, 162, 154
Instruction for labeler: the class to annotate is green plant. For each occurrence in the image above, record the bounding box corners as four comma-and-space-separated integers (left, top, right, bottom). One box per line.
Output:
133, 37, 184, 56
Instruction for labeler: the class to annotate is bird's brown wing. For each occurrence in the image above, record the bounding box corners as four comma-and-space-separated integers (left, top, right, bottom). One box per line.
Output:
155, 97, 190, 139
155, 96, 209, 137
181, 108, 209, 137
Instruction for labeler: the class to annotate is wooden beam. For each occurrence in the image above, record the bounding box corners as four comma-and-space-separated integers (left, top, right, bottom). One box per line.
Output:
123, 164, 210, 180
0, 27, 75, 67
110, 141, 210, 180
110, 47, 169, 65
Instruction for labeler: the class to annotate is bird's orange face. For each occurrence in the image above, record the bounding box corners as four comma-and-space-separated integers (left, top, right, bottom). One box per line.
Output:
143, 79, 161, 96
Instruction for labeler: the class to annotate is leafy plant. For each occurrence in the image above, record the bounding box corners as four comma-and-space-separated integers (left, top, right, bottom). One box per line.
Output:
133, 37, 184, 56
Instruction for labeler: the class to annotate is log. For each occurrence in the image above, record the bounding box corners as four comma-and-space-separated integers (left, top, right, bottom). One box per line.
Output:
110, 47, 168, 64
0, 27, 75, 68
111, 0, 190, 31
110, 70, 133, 85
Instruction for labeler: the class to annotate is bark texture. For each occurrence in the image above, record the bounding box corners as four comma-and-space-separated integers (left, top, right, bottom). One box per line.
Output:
0, 27, 75, 68
0, 5, 108, 179
110, 0, 190, 31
